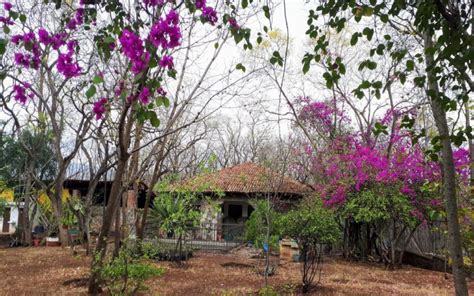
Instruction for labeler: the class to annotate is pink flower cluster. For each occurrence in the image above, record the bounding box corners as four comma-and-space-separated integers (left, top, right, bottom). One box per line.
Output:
196, 0, 218, 25
296, 97, 470, 222
119, 29, 150, 74
13, 83, 33, 104
66, 7, 85, 30
11, 32, 41, 69
93, 98, 108, 120
149, 10, 181, 50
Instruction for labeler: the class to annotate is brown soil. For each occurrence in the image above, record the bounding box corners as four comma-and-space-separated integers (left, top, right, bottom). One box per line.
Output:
0, 246, 472, 295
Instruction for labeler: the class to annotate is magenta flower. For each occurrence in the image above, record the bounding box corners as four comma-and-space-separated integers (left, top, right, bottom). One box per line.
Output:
138, 87, 151, 105
57, 53, 81, 78
149, 10, 181, 50
0, 16, 14, 25
119, 29, 150, 74
156, 87, 167, 96
4, 2, 12, 11
195, 0, 206, 9
93, 98, 108, 120
11, 34, 22, 44
51, 33, 67, 50
144, 0, 165, 7
22, 32, 35, 43
14, 53, 31, 68
228, 18, 240, 29
38, 28, 51, 44
159, 55, 174, 69
201, 6, 217, 25
13, 84, 28, 104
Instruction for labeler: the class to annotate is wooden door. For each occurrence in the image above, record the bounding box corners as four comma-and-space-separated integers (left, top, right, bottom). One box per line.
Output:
2, 208, 10, 233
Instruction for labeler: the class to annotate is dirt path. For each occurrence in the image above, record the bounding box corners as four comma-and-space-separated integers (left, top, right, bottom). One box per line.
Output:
0, 246, 472, 295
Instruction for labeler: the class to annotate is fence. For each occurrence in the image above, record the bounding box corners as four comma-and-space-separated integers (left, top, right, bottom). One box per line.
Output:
145, 223, 245, 251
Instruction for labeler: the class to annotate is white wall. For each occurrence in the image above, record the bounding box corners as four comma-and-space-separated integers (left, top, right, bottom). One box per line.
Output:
0, 204, 19, 233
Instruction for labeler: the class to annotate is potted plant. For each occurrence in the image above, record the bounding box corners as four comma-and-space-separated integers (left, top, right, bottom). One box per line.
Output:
32, 237, 41, 246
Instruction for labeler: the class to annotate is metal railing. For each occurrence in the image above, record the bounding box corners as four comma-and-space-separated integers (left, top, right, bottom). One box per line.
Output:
145, 223, 245, 251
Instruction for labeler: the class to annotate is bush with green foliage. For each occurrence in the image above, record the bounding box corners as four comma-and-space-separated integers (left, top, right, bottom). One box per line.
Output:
99, 245, 163, 295
279, 200, 339, 293
244, 200, 281, 250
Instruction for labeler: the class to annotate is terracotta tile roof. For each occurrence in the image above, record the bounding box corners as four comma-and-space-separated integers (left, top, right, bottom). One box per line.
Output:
177, 162, 313, 196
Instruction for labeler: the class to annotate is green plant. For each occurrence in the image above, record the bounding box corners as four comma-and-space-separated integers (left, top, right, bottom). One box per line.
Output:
100, 246, 163, 295
279, 200, 339, 293
244, 200, 280, 250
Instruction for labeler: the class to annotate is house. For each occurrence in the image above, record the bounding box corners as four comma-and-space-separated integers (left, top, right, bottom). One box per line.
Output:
0, 189, 20, 234
156, 162, 313, 244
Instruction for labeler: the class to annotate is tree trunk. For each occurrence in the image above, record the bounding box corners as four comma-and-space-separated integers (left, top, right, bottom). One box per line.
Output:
424, 33, 468, 296
88, 156, 129, 294
21, 166, 33, 245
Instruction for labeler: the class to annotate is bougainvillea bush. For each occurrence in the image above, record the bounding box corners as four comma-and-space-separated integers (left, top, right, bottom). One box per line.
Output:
294, 96, 473, 268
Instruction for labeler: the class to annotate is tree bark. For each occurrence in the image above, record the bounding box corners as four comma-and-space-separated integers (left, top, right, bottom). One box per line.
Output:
424, 33, 468, 296
88, 102, 133, 294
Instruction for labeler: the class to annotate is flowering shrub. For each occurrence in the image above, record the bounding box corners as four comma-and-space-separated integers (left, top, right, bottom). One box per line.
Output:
294, 96, 472, 265
1, 0, 247, 127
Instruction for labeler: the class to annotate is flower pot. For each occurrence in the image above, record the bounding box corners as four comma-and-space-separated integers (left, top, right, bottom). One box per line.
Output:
33, 238, 41, 247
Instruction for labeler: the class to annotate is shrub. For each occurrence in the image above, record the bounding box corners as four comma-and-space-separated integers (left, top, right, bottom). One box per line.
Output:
244, 200, 280, 250
99, 246, 163, 295
279, 200, 339, 293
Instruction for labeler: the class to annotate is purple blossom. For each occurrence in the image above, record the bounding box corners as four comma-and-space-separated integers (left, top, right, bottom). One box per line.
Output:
143, 0, 165, 7
67, 18, 78, 30
22, 32, 35, 43
75, 8, 85, 25
115, 80, 125, 96
149, 10, 181, 50
201, 6, 217, 25
11, 34, 22, 44
119, 29, 150, 74
57, 52, 81, 77
38, 28, 51, 44
51, 33, 67, 50
93, 98, 108, 120
195, 0, 206, 9
14, 53, 31, 68
4, 2, 12, 11
13, 84, 28, 104
156, 87, 166, 96
228, 18, 240, 29
159, 55, 174, 69
138, 87, 151, 105
0, 16, 14, 25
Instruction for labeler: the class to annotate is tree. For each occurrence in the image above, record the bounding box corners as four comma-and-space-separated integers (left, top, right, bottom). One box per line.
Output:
279, 200, 339, 293
149, 180, 202, 264
272, 0, 472, 293
0, 130, 56, 245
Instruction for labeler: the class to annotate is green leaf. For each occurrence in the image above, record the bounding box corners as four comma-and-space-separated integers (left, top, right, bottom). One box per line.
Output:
236, 63, 246, 72
92, 75, 104, 84
19, 14, 27, 23
350, 33, 359, 46
262, 6, 270, 19
362, 27, 374, 41
9, 11, 18, 20
86, 85, 97, 99
242, 0, 248, 9
149, 112, 160, 127
0, 39, 7, 55
162, 97, 170, 108
406, 60, 415, 71
360, 80, 371, 89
